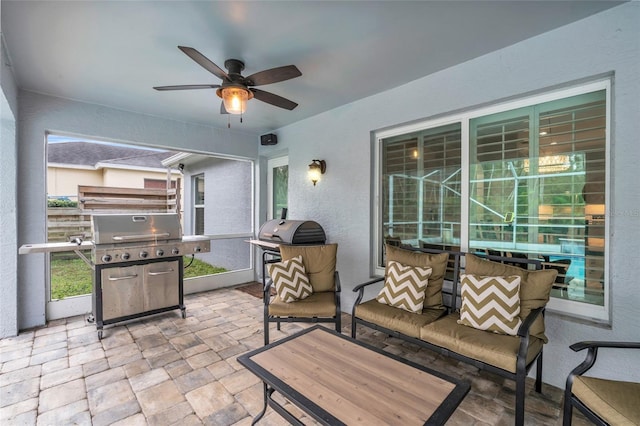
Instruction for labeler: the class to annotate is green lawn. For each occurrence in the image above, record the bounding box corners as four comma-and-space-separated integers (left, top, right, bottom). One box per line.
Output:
50, 256, 227, 300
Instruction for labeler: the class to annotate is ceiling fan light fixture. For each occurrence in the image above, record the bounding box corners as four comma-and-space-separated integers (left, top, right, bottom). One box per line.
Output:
220, 87, 251, 114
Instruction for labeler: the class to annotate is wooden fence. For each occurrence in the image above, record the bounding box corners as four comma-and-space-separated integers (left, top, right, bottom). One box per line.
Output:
78, 185, 178, 213
47, 208, 92, 243
48, 185, 180, 242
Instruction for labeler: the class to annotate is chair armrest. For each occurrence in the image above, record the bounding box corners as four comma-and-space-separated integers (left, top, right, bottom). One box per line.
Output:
570, 341, 640, 352
263, 278, 274, 304
514, 307, 545, 373
350, 276, 383, 320
516, 306, 544, 338
334, 271, 341, 293
352, 277, 384, 293
567, 341, 640, 382
351, 277, 384, 315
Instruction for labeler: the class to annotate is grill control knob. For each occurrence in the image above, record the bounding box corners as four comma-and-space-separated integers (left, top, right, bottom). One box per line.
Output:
139, 251, 148, 259
121, 253, 130, 261
172, 248, 180, 255
194, 246, 202, 253
156, 249, 164, 257
101, 254, 112, 263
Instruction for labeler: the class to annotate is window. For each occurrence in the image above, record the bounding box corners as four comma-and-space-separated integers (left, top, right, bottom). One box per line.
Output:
375, 80, 609, 321
267, 156, 288, 220
144, 178, 177, 189
193, 174, 205, 235
381, 123, 461, 254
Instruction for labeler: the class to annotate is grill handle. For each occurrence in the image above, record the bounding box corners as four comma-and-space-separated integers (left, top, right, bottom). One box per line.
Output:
147, 269, 175, 276
111, 233, 171, 241
262, 233, 283, 241
107, 274, 138, 281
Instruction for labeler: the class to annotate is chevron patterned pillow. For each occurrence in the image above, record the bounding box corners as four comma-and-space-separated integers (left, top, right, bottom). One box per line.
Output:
267, 255, 313, 303
457, 274, 523, 336
376, 261, 432, 313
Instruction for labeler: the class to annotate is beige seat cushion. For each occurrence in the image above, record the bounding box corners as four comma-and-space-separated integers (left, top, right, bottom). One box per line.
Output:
279, 244, 337, 292
573, 376, 640, 425
419, 314, 543, 373
385, 245, 449, 309
464, 254, 557, 342
268, 292, 337, 318
355, 299, 445, 338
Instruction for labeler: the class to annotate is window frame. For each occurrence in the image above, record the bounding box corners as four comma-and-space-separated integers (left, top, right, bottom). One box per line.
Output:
374, 78, 611, 322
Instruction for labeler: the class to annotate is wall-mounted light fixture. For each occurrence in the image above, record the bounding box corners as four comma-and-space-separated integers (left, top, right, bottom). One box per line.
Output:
308, 160, 326, 186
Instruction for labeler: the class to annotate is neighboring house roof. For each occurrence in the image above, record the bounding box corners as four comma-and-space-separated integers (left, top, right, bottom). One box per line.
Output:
48, 142, 178, 169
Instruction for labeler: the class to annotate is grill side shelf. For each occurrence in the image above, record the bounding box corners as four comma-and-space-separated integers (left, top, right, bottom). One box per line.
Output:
19, 241, 94, 254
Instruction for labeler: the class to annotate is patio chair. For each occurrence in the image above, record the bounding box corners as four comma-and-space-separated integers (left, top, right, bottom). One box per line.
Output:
263, 243, 340, 344
563, 341, 640, 425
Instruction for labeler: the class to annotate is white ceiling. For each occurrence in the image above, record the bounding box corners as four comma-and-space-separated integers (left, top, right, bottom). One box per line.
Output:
1, 0, 623, 134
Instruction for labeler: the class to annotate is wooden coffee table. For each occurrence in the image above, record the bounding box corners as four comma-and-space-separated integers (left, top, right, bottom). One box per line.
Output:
238, 326, 470, 425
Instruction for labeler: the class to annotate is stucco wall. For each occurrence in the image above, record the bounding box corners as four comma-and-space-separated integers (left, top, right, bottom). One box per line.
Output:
260, 3, 640, 389
101, 168, 181, 190
0, 26, 19, 337
47, 167, 103, 198
0, 93, 18, 337
16, 91, 259, 331
182, 157, 253, 271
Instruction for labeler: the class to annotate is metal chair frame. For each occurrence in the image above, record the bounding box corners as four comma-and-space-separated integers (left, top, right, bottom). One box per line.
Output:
351, 249, 546, 426
563, 341, 640, 426
261, 249, 341, 345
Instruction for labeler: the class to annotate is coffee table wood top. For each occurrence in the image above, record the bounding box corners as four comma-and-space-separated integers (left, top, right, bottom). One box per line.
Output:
239, 326, 469, 425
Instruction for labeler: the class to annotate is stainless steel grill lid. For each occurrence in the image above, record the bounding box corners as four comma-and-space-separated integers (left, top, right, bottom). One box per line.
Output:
92, 213, 182, 245
258, 219, 326, 245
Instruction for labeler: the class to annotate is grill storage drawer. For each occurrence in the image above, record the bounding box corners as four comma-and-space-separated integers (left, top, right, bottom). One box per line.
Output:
258, 220, 326, 245
144, 260, 180, 312
101, 265, 143, 321
94, 257, 184, 339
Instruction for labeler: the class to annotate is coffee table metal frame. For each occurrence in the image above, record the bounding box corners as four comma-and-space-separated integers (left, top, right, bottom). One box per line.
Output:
238, 325, 470, 425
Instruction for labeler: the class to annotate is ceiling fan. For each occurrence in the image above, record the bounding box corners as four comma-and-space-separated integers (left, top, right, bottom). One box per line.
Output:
154, 46, 302, 122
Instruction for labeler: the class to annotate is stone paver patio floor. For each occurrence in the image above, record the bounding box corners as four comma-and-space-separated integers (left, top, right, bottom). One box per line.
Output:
1, 286, 590, 425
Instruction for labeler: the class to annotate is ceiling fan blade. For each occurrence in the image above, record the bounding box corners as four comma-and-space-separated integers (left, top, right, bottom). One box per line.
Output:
245, 65, 302, 86
251, 88, 298, 110
153, 84, 220, 91
220, 101, 229, 114
178, 46, 230, 81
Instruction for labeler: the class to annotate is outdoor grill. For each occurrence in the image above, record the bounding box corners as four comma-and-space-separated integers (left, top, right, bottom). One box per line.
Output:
252, 219, 328, 301
258, 219, 326, 246
20, 213, 210, 339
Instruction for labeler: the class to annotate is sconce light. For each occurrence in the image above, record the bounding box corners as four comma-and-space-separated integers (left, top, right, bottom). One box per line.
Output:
308, 159, 326, 186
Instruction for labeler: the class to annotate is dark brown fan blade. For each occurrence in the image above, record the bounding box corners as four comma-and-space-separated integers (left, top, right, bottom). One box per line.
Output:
220, 101, 228, 114
245, 65, 302, 86
178, 46, 230, 82
153, 84, 220, 91
251, 88, 298, 110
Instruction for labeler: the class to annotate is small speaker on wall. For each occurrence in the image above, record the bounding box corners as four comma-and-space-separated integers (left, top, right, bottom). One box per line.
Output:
260, 133, 278, 145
